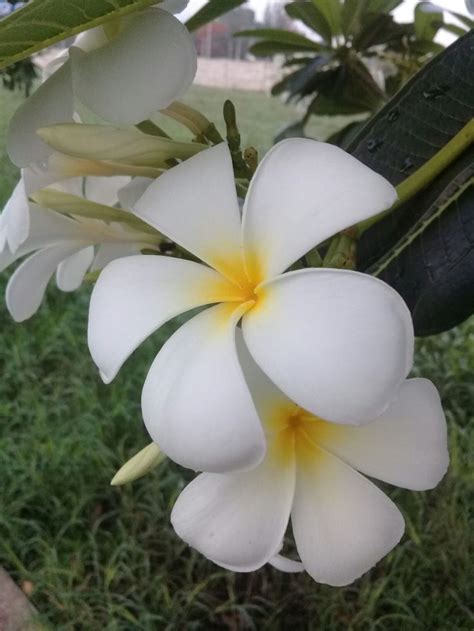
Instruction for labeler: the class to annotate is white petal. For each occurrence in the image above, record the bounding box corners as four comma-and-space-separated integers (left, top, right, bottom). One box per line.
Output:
117, 177, 154, 209
0, 206, 94, 274
1, 178, 30, 252
84, 176, 130, 206
157, 0, 189, 13
71, 9, 197, 125
73, 26, 109, 52
56, 246, 94, 291
242, 139, 397, 280
134, 143, 243, 283
7, 61, 74, 167
292, 446, 405, 586
171, 453, 295, 571
88, 255, 243, 383
243, 269, 414, 425
142, 302, 266, 473
91, 242, 142, 271
6, 243, 86, 321
308, 378, 449, 490
269, 554, 304, 573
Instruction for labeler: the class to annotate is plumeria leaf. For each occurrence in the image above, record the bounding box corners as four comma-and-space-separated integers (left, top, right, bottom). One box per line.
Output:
350, 31, 474, 335
185, 0, 246, 32
237, 29, 324, 56
311, 0, 342, 36
341, 0, 403, 38
285, 2, 333, 43
0, 0, 161, 71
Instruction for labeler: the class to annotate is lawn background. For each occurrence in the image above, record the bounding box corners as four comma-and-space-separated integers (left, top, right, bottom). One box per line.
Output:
0, 86, 473, 630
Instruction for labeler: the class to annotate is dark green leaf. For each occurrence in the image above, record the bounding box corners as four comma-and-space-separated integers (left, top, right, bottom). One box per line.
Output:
443, 10, 474, 30
236, 28, 323, 51
271, 55, 333, 98
368, 158, 474, 337
341, 0, 403, 38
0, 0, 158, 70
350, 32, 474, 334
326, 119, 367, 148
285, 2, 333, 43
185, 0, 246, 33
415, 2, 444, 41
352, 13, 413, 50
249, 41, 321, 57
441, 23, 468, 37
311, 0, 342, 35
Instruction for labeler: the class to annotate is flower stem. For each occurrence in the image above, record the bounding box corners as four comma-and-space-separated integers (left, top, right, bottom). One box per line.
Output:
359, 119, 474, 234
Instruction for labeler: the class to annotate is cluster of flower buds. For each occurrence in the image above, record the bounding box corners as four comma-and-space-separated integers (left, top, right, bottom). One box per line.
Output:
0, 0, 449, 587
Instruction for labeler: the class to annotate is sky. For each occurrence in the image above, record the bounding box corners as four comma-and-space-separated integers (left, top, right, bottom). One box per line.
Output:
177, 0, 472, 45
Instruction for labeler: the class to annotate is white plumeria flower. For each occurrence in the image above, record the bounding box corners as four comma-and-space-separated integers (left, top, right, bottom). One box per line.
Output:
171, 338, 449, 586
89, 138, 414, 474
0, 174, 157, 322
7, 1, 196, 167
0, 176, 30, 254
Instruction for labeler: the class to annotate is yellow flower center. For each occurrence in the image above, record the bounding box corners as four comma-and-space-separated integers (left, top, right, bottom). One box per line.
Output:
213, 252, 265, 312
267, 403, 343, 468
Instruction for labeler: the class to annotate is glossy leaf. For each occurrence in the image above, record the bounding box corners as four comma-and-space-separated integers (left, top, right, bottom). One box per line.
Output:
0, 0, 159, 70
237, 28, 323, 52
311, 0, 342, 35
285, 1, 333, 43
341, 0, 403, 38
185, 0, 246, 32
352, 13, 413, 50
350, 32, 474, 335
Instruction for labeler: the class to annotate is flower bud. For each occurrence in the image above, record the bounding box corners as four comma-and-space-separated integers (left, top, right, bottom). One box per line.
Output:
111, 443, 165, 486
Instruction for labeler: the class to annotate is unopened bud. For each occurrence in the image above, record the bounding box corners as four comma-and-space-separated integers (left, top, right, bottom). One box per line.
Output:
111, 443, 165, 486
37, 124, 207, 168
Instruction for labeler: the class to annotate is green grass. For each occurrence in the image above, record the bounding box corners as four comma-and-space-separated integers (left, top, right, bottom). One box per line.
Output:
0, 85, 473, 630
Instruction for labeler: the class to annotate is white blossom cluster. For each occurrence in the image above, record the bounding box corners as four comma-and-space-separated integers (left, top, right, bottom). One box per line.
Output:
0, 1, 448, 587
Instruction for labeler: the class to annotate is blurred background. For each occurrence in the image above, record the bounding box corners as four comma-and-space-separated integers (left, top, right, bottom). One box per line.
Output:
0, 0, 472, 629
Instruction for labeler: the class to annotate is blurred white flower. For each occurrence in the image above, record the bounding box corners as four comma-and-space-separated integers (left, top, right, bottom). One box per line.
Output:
171, 340, 449, 586
88, 139, 414, 474
0, 174, 159, 322
7, 2, 196, 167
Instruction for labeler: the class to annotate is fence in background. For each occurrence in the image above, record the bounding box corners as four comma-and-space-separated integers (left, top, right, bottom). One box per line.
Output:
195, 57, 281, 92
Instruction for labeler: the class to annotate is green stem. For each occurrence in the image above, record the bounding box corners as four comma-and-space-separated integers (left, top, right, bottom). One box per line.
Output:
359, 119, 474, 234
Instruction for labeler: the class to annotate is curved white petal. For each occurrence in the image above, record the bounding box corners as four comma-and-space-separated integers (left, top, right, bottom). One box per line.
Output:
88, 255, 242, 383
308, 378, 449, 490
6, 243, 86, 321
134, 143, 243, 283
117, 177, 154, 209
269, 554, 304, 573
71, 9, 197, 125
73, 26, 109, 52
243, 269, 414, 425
0, 206, 95, 273
171, 453, 295, 571
292, 446, 405, 586
157, 0, 189, 13
142, 302, 266, 473
7, 61, 74, 167
1, 178, 30, 252
235, 329, 293, 436
56, 245, 95, 291
242, 139, 397, 280
84, 176, 130, 206
91, 242, 142, 271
